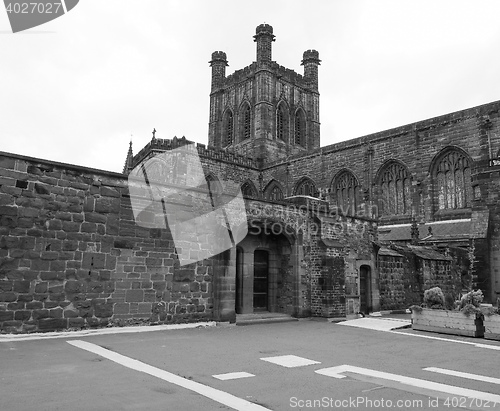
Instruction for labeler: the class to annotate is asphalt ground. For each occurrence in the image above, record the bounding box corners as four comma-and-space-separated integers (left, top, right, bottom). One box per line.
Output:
1, 318, 500, 411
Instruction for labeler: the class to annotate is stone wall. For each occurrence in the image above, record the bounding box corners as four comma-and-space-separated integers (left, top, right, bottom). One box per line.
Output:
0, 153, 215, 333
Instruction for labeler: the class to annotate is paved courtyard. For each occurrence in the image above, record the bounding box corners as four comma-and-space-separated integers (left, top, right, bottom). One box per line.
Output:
1, 318, 500, 410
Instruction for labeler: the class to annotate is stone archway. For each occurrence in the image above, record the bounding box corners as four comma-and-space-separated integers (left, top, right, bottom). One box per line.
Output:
235, 220, 297, 315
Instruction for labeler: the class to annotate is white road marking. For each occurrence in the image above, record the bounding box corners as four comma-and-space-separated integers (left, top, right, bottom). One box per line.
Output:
339, 318, 411, 331
0, 322, 216, 343
67, 340, 270, 411
389, 330, 500, 350
260, 355, 320, 368
424, 367, 500, 385
316, 365, 500, 404
213, 372, 255, 381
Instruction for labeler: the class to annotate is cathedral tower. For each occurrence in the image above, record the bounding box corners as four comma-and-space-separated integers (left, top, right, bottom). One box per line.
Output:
208, 24, 320, 167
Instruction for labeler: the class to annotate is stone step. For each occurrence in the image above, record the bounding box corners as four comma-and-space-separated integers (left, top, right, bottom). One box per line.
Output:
235, 313, 298, 326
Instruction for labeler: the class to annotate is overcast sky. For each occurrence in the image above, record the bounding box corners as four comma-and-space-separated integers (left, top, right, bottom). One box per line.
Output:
2, 0, 500, 173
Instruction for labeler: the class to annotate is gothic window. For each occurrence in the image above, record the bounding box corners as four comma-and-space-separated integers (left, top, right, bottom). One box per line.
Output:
378, 161, 412, 216
241, 181, 258, 198
333, 170, 359, 215
295, 109, 306, 147
223, 110, 233, 146
276, 102, 289, 141
243, 104, 251, 140
434, 149, 472, 210
295, 177, 318, 197
206, 174, 223, 207
239, 103, 251, 141
264, 180, 284, 201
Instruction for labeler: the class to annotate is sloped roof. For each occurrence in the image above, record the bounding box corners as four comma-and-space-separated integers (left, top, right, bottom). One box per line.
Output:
407, 245, 452, 260
378, 217, 488, 243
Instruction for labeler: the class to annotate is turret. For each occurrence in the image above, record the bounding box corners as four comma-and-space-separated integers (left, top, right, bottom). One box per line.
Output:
253, 23, 275, 62
301, 49, 321, 90
209, 51, 228, 90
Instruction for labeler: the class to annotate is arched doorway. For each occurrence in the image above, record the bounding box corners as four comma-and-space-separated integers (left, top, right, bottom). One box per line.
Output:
253, 250, 269, 311
359, 265, 371, 314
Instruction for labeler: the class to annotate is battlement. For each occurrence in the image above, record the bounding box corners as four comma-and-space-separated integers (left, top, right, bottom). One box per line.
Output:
132, 136, 257, 169
220, 61, 310, 90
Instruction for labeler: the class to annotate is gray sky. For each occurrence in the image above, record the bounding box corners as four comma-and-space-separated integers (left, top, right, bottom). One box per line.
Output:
2, 0, 500, 173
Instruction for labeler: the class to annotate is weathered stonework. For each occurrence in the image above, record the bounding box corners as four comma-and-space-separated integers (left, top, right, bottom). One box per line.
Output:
2, 23, 500, 332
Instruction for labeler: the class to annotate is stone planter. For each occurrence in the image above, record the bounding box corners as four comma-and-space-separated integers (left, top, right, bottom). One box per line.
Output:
483, 314, 500, 341
411, 308, 484, 338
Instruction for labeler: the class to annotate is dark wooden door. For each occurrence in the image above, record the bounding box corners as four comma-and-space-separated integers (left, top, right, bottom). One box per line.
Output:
360, 266, 370, 314
253, 250, 269, 311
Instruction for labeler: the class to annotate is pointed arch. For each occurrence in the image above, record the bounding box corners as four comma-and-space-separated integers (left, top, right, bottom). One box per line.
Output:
241, 179, 258, 199
239, 101, 252, 142
331, 169, 359, 215
294, 177, 318, 197
222, 108, 234, 147
276, 101, 290, 142
376, 160, 412, 216
431, 147, 472, 211
205, 173, 223, 206
294, 108, 306, 147
264, 179, 285, 201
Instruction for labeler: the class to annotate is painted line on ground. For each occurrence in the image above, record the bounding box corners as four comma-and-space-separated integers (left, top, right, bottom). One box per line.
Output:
388, 330, 500, 350
260, 355, 320, 368
316, 365, 500, 405
424, 367, 500, 385
67, 340, 270, 411
213, 372, 255, 381
0, 322, 217, 343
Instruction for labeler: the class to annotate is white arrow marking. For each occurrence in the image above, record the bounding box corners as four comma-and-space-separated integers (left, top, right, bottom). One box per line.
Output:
424, 367, 500, 385
68, 340, 270, 411
316, 365, 500, 404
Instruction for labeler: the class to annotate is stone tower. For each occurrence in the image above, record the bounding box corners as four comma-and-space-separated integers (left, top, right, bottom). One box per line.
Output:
208, 24, 320, 167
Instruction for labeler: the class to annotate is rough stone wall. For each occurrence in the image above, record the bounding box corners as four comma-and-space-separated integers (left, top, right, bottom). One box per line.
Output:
378, 255, 406, 310
0, 154, 215, 333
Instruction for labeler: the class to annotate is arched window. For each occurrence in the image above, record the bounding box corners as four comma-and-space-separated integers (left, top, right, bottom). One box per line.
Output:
295, 109, 306, 147
276, 102, 289, 141
223, 110, 233, 146
264, 180, 284, 201
241, 181, 258, 199
378, 161, 411, 216
240, 103, 251, 141
434, 149, 472, 210
332, 170, 359, 215
295, 177, 318, 197
206, 174, 223, 207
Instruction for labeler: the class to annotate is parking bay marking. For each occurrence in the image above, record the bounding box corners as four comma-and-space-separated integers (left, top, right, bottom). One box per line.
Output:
424, 367, 500, 385
316, 365, 500, 406
67, 340, 271, 411
260, 355, 321, 368
213, 372, 255, 381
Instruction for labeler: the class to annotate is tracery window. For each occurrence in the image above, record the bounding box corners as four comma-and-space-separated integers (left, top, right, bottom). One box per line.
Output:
241, 181, 258, 198
264, 181, 284, 201
434, 149, 472, 210
241, 104, 251, 140
295, 109, 306, 147
379, 162, 411, 216
276, 103, 288, 141
333, 171, 359, 215
223, 110, 233, 146
295, 178, 318, 197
